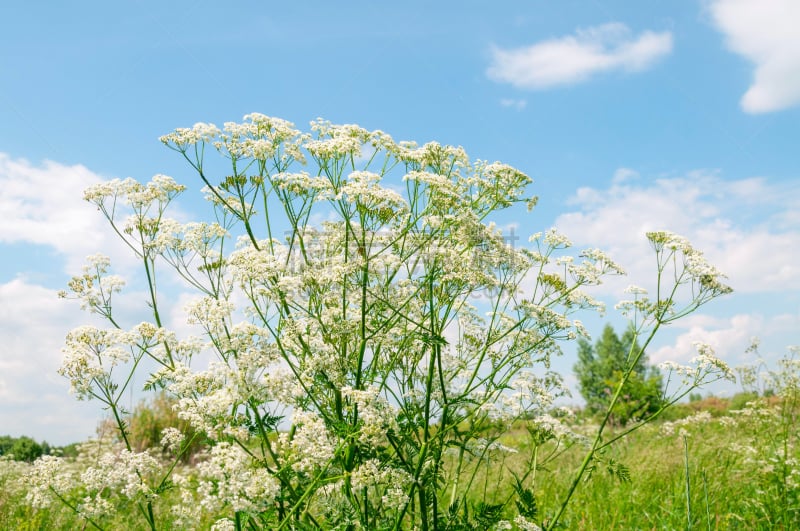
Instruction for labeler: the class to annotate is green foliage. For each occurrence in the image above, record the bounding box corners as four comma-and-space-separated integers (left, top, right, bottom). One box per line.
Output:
0, 436, 53, 462
0, 436, 13, 456
103, 392, 207, 462
8, 437, 44, 463
513, 480, 538, 520
729, 390, 759, 410
574, 324, 665, 425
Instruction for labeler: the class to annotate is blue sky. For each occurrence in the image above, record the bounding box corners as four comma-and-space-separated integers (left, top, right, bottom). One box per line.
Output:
1, 0, 798, 445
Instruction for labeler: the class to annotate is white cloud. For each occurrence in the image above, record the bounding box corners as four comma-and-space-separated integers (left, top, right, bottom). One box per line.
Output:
487, 23, 673, 89
554, 170, 800, 295
652, 313, 761, 364
709, 0, 800, 113
0, 153, 135, 275
611, 167, 639, 184
0, 278, 101, 444
652, 311, 799, 368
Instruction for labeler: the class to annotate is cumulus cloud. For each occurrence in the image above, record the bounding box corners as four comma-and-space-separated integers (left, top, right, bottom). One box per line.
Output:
554, 170, 800, 296
0, 153, 139, 276
651, 311, 799, 368
652, 313, 762, 365
487, 23, 673, 89
709, 0, 800, 113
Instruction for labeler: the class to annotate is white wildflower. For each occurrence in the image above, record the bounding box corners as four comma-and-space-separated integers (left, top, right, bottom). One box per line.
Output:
543, 228, 572, 249
25, 456, 73, 509
196, 443, 280, 514
160, 122, 220, 148
59, 326, 133, 398
515, 515, 543, 531
160, 427, 185, 453
282, 410, 336, 474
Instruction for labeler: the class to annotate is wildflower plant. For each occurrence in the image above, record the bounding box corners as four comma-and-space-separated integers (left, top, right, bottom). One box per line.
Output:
726, 344, 800, 526
38, 114, 735, 530
547, 231, 734, 528
654, 342, 800, 528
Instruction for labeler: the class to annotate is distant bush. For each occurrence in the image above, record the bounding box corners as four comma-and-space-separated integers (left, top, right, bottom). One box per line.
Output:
1, 436, 45, 462
99, 392, 207, 463
729, 390, 760, 410
0, 436, 50, 463
0, 436, 13, 456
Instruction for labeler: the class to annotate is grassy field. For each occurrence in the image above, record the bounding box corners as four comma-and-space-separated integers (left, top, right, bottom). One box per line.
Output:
1, 393, 797, 530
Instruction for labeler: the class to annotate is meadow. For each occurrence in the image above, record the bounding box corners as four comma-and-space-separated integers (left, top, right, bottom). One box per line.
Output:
2, 386, 798, 530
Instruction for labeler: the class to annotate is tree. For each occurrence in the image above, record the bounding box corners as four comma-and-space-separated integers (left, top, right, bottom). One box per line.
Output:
0, 435, 14, 456
574, 324, 664, 424
8, 436, 44, 462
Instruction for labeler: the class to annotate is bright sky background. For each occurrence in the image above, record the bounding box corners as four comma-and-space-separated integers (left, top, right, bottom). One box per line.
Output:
1, 0, 798, 445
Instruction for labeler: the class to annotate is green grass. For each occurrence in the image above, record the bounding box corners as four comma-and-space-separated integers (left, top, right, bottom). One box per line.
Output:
533, 422, 754, 529
2, 394, 797, 530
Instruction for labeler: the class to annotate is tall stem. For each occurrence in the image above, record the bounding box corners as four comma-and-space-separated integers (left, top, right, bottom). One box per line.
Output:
548, 323, 660, 529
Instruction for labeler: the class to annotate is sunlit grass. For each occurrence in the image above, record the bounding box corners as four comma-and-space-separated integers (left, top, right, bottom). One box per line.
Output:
3, 390, 797, 530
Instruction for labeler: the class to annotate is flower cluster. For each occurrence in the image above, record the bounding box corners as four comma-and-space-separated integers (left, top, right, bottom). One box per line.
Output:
349, 458, 413, 510
59, 326, 133, 398
59, 254, 125, 314
659, 343, 735, 390
194, 443, 281, 514
84, 175, 185, 209
647, 230, 732, 300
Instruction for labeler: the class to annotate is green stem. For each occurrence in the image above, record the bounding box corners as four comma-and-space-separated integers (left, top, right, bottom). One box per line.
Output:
548, 324, 660, 529
49, 487, 106, 531
684, 435, 692, 531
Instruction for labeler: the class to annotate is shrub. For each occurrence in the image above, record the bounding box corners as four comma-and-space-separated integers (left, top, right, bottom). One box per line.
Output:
98, 393, 207, 463
7, 437, 44, 463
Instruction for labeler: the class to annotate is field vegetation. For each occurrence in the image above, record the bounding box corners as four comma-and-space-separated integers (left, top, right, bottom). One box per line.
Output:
2, 376, 798, 530
3, 114, 791, 529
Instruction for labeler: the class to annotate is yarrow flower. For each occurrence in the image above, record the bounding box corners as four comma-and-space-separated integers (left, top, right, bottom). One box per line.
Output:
61, 254, 125, 312
659, 343, 735, 389
280, 410, 337, 474
691, 342, 735, 382
349, 458, 413, 510
159, 122, 221, 148
195, 443, 280, 514
646, 230, 732, 298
